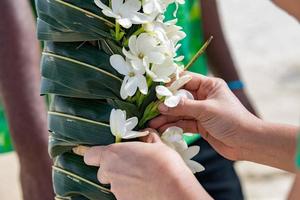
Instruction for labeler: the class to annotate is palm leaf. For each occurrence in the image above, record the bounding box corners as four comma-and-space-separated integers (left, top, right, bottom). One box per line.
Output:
48, 96, 116, 157
35, 0, 141, 199
41, 42, 122, 99
36, 0, 114, 41
53, 153, 115, 200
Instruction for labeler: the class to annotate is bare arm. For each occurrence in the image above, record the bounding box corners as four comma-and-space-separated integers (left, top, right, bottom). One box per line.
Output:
150, 73, 298, 172
201, 0, 257, 115
0, 0, 53, 199
272, 0, 300, 20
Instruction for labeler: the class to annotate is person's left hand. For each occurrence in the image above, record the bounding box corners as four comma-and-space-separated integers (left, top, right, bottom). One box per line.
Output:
232, 89, 258, 116
81, 132, 212, 200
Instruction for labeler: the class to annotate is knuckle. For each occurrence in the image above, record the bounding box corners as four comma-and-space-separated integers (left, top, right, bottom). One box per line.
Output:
214, 77, 226, 86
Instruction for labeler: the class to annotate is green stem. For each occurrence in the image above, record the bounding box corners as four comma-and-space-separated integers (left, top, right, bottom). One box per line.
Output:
115, 136, 122, 143
184, 36, 213, 71
115, 21, 120, 41
123, 26, 145, 46
138, 100, 161, 128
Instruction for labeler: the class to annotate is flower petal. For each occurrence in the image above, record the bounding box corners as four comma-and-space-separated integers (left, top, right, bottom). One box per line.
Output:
164, 95, 181, 108
110, 109, 127, 137
175, 89, 194, 100
181, 146, 200, 160
169, 75, 192, 91
122, 0, 141, 13
156, 86, 173, 97
136, 75, 148, 95
94, 0, 111, 11
125, 76, 138, 96
112, 0, 123, 12
110, 54, 130, 75
128, 35, 138, 56
126, 117, 138, 132
117, 18, 133, 29
120, 76, 129, 99
185, 160, 205, 174
147, 52, 165, 64
123, 130, 149, 139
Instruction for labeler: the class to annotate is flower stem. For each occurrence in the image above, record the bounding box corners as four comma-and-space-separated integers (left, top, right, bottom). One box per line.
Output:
138, 100, 161, 128
184, 36, 213, 71
115, 136, 122, 143
123, 26, 145, 46
115, 21, 121, 41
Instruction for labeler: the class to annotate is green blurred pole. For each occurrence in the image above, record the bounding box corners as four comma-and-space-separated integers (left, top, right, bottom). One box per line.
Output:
0, 101, 13, 153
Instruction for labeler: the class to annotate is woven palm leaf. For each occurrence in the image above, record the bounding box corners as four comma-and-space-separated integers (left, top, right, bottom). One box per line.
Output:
35, 0, 147, 199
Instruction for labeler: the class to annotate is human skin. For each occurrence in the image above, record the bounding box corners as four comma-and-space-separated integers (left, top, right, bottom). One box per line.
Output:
0, 0, 54, 199
289, 173, 300, 200
149, 72, 298, 172
201, 0, 257, 115
81, 133, 213, 200
272, 0, 300, 20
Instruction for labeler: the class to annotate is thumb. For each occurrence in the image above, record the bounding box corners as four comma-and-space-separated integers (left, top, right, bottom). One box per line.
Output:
158, 98, 206, 119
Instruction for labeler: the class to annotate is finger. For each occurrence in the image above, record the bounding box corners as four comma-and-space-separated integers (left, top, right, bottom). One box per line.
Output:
72, 145, 91, 156
148, 115, 192, 129
139, 129, 161, 143
97, 168, 110, 185
182, 72, 210, 91
140, 132, 162, 143
158, 98, 207, 119
84, 146, 106, 167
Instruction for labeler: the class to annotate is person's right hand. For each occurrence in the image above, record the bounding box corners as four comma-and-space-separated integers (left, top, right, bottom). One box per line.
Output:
149, 72, 262, 161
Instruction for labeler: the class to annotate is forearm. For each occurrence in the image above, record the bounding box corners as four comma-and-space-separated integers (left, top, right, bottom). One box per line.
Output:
272, 0, 300, 21
288, 172, 300, 200
0, 0, 48, 163
0, 1, 53, 199
240, 119, 298, 172
169, 169, 213, 200
201, 0, 240, 82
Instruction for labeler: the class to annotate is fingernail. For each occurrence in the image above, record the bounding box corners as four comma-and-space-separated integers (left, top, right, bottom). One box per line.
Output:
158, 103, 168, 112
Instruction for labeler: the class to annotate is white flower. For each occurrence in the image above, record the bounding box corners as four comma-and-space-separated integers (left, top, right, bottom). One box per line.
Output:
110, 54, 148, 99
163, 19, 186, 45
161, 126, 187, 151
156, 75, 194, 107
161, 127, 205, 173
143, 19, 186, 60
94, 0, 152, 28
110, 109, 149, 139
179, 146, 205, 173
142, 0, 172, 15
123, 33, 166, 70
145, 57, 177, 83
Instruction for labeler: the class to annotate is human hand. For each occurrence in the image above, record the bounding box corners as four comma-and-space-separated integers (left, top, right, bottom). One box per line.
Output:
232, 89, 258, 116
81, 132, 211, 200
149, 72, 262, 161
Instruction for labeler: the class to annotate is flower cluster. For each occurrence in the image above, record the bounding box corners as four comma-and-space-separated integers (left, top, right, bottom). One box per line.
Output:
95, 0, 191, 103
95, 0, 204, 173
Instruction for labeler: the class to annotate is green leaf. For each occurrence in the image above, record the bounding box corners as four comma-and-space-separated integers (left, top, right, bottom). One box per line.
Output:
48, 111, 115, 157
53, 153, 116, 200
36, 0, 114, 41
107, 99, 141, 119
41, 42, 122, 99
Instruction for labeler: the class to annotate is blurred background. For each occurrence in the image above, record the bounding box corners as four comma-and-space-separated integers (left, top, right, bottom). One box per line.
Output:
0, 0, 300, 199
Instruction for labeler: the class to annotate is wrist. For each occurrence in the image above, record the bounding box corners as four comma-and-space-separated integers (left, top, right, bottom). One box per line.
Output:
236, 115, 266, 160
164, 160, 212, 200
